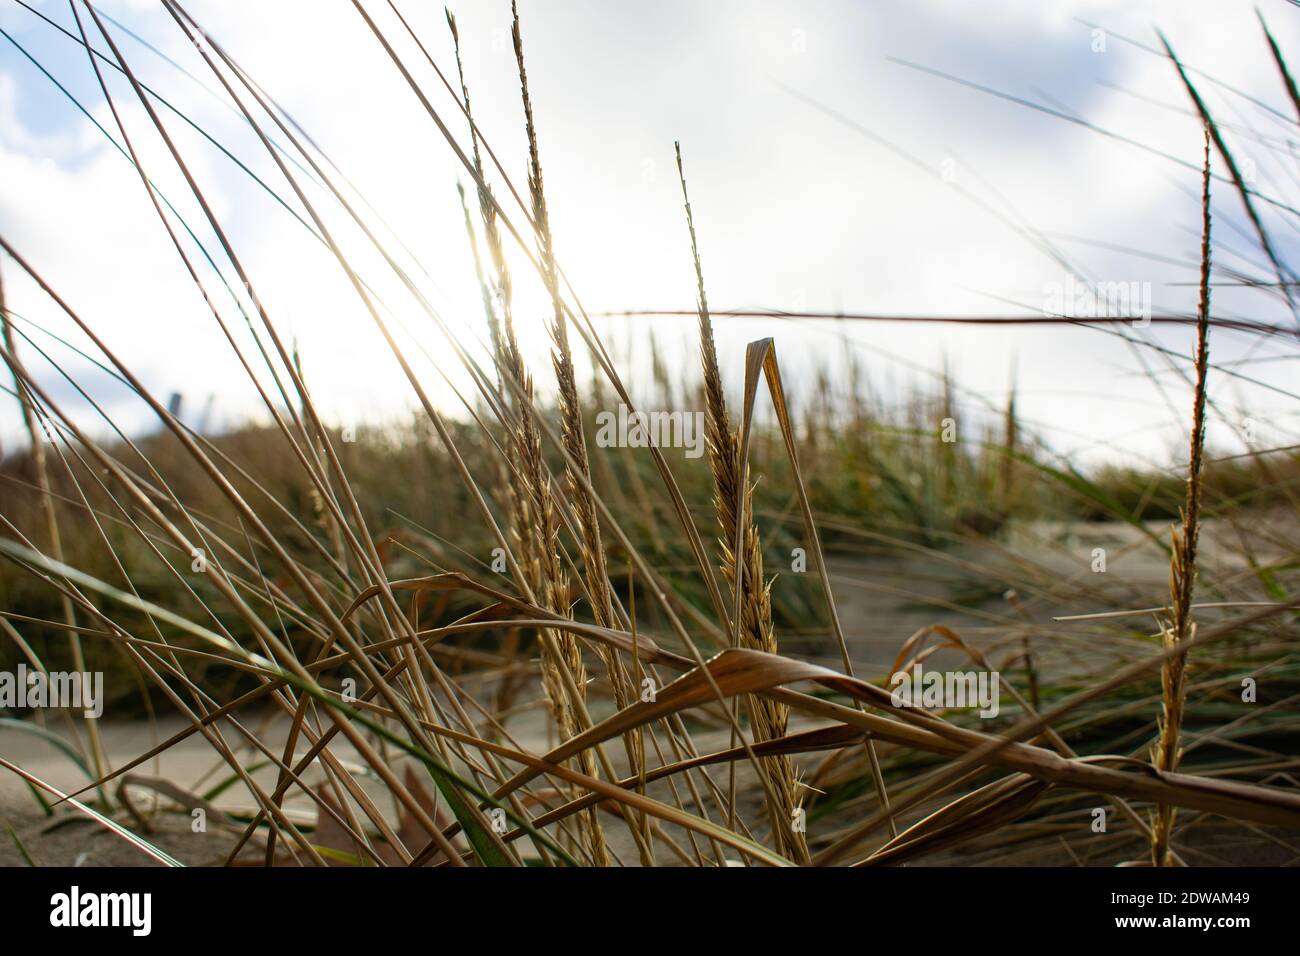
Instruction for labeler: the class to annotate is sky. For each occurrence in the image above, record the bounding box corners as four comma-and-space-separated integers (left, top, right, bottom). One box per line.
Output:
1, 0, 1298, 472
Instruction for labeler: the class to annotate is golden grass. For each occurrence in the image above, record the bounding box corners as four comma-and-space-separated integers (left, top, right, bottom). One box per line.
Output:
1150, 134, 1213, 867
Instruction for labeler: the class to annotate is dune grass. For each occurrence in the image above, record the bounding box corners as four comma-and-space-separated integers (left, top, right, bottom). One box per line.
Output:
0, 2, 1299, 867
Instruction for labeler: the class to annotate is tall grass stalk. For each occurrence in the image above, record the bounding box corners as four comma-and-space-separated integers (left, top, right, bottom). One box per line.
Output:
1151, 134, 1213, 868
675, 143, 810, 864
0, 263, 109, 793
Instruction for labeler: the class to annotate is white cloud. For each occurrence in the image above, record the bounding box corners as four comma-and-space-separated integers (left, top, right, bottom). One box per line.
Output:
2, 0, 1296, 467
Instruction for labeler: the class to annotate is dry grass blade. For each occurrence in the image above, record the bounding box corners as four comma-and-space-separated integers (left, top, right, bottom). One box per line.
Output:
1257, 10, 1300, 123
857, 774, 1052, 867
1158, 30, 1297, 318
